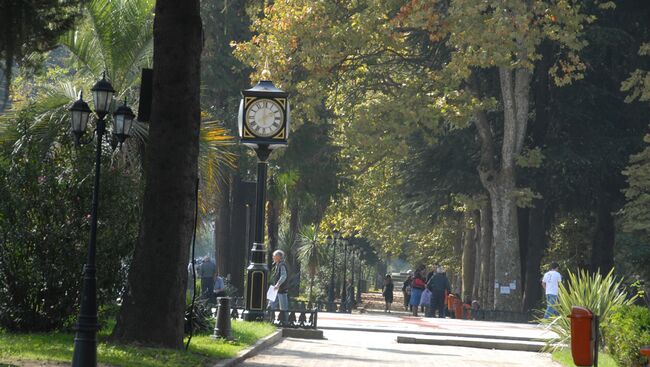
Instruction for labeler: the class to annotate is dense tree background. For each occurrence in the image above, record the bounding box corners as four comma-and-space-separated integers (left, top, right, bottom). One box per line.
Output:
1, 0, 650, 343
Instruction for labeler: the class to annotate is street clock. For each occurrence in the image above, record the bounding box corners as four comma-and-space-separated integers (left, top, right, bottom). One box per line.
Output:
238, 73, 290, 149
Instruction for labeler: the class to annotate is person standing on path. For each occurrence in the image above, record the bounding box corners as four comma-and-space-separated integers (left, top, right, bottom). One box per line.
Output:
409, 267, 427, 316
382, 274, 394, 312
198, 255, 216, 302
214, 272, 226, 298
542, 262, 562, 318
427, 266, 451, 318
271, 249, 289, 323
402, 274, 412, 311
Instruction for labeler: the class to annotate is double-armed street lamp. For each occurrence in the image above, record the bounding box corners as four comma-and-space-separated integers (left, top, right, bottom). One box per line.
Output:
349, 245, 356, 309
237, 67, 290, 321
69, 73, 135, 367
356, 250, 365, 304
340, 237, 349, 308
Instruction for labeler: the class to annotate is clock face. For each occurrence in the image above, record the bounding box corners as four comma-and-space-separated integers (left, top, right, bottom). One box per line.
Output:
246, 99, 284, 138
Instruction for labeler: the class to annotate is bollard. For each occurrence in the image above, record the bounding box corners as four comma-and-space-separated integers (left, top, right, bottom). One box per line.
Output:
212, 297, 231, 339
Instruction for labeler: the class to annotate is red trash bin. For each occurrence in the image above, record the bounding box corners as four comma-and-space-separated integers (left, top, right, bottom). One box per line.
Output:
640, 346, 650, 367
446, 293, 455, 317
569, 306, 595, 367
453, 297, 463, 319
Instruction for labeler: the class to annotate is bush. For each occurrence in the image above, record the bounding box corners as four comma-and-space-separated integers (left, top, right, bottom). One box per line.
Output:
603, 305, 650, 367
538, 268, 637, 348
185, 299, 214, 335
0, 106, 142, 332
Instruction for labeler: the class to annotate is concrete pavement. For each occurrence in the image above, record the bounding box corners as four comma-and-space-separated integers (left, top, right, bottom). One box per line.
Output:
237, 329, 561, 367
234, 312, 561, 366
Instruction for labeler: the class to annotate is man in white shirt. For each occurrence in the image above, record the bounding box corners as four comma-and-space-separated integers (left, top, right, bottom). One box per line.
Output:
542, 262, 562, 318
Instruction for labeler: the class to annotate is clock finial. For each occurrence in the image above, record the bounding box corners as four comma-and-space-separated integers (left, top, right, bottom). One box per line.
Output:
261, 57, 271, 81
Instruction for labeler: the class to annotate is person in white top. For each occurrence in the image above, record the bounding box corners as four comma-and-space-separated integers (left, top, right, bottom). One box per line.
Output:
542, 262, 562, 318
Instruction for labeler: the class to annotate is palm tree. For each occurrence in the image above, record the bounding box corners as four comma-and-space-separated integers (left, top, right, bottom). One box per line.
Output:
0, 0, 235, 209
297, 224, 325, 303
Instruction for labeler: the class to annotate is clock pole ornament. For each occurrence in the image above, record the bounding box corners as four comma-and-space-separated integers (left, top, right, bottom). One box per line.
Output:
237, 67, 290, 321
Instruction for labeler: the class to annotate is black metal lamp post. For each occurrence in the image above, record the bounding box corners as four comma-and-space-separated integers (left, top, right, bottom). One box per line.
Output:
70, 73, 134, 367
237, 68, 290, 321
356, 250, 364, 304
326, 229, 340, 308
350, 246, 356, 308
340, 237, 349, 308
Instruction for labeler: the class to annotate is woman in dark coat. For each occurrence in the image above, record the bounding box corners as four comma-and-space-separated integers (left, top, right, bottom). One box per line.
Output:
382, 274, 394, 312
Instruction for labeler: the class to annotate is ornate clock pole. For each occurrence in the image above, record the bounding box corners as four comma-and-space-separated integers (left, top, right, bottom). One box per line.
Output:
238, 67, 290, 321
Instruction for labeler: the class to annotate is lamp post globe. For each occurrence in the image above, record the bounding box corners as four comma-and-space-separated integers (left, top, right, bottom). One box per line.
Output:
90, 73, 115, 119
113, 98, 136, 143
70, 93, 92, 144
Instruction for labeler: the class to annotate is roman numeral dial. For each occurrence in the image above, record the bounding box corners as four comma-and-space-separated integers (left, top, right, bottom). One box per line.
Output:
245, 99, 284, 138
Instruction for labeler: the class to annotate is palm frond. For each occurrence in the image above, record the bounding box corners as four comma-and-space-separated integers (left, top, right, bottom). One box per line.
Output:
197, 119, 236, 215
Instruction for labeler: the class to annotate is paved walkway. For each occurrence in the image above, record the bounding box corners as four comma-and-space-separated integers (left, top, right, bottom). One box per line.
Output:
239, 329, 561, 367
238, 313, 561, 367
317, 312, 557, 340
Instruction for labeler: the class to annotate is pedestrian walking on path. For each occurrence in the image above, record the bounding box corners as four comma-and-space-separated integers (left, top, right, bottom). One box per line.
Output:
542, 262, 562, 318
271, 250, 289, 323
382, 274, 394, 312
402, 274, 412, 311
409, 267, 427, 316
427, 266, 451, 318
198, 255, 216, 302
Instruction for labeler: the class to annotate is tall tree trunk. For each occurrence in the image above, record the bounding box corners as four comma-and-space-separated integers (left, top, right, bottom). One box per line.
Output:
487, 176, 522, 311
472, 210, 481, 301
522, 198, 548, 311
462, 212, 476, 302
590, 195, 615, 274
215, 173, 231, 276
479, 202, 493, 308
288, 203, 301, 297
112, 0, 202, 348
473, 67, 531, 312
518, 207, 529, 291
451, 225, 463, 294
228, 177, 255, 296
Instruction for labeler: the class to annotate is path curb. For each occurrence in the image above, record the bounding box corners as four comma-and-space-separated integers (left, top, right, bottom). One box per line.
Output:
396, 335, 547, 352
319, 325, 549, 342
212, 329, 283, 367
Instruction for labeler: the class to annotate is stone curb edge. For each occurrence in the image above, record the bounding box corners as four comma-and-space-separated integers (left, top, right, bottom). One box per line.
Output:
318, 325, 549, 342
211, 329, 283, 367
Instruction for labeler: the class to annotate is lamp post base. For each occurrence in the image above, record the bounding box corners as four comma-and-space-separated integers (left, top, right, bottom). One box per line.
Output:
243, 310, 267, 321
244, 242, 268, 321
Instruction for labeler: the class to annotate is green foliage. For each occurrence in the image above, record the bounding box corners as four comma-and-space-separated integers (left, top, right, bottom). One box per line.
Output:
539, 269, 637, 348
0, 0, 153, 332
0, 320, 275, 366
622, 132, 650, 235
603, 305, 650, 367
0, 104, 142, 331
0, 0, 80, 102
184, 299, 214, 335
552, 348, 619, 367
297, 224, 326, 302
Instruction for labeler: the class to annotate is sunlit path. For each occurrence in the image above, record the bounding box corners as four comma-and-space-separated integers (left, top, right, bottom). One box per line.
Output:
238, 329, 561, 367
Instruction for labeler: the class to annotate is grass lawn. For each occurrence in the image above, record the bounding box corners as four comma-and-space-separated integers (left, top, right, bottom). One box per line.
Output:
552, 348, 619, 367
0, 320, 276, 367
